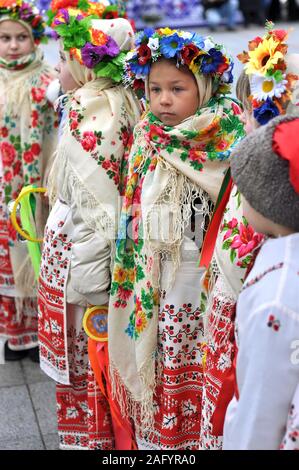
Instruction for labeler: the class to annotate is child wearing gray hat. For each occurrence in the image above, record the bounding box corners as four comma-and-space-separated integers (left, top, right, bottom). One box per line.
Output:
223, 114, 299, 450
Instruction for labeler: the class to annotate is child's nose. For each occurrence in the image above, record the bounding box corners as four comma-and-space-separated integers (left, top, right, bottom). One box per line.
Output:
160, 90, 172, 105
10, 38, 18, 49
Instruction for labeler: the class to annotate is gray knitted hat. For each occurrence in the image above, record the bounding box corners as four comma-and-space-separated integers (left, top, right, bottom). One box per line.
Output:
231, 113, 299, 231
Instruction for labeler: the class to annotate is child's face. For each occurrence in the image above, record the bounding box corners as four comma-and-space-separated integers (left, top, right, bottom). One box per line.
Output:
149, 59, 199, 126
243, 198, 270, 234
243, 197, 295, 237
55, 45, 78, 93
0, 20, 33, 61
239, 108, 258, 135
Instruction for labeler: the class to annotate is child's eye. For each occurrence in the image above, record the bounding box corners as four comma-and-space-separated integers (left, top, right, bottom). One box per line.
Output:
18, 35, 29, 41
0, 36, 10, 42
150, 87, 160, 93
173, 87, 183, 92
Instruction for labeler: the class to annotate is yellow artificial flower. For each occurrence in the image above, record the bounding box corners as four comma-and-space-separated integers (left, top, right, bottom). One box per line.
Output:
69, 47, 83, 64
189, 58, 200, 75
88, 2, 106, 17
245, 36, 283, 76
67, 7, 83, 17
91, 29, 108, 46
158, 27, 175, 36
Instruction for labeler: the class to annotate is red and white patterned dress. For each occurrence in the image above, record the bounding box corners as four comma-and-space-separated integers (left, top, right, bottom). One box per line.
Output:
136, 242, 205, 450
0, 57, 58, 358
200, 186, 264, 449
38, 198, 114, 450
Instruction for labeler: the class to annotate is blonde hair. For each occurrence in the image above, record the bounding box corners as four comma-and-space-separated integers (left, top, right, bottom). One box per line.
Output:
236, 70, 251, 111
196, 74, 213, 108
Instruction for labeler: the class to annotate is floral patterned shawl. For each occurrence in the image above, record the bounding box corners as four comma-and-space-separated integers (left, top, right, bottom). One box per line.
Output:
47, 18, 142, 243
48, 76, 141, 244
0, 49, 58, 295
108, 96, 245, 428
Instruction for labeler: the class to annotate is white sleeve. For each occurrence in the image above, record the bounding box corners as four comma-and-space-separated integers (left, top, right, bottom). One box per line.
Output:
68, 199, 111, 306
223, 303, 299, 450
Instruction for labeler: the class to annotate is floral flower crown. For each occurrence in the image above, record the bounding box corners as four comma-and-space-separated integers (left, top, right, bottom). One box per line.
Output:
124, 27, 234, 99
238, 21, 298, 126
48, 0, 127, 25
48, 1, 130, 83
0, 0, 47, 44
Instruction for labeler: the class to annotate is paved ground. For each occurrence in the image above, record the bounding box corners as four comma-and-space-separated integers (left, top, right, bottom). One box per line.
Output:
1, 21, 299, 451
0, 355, 58, 450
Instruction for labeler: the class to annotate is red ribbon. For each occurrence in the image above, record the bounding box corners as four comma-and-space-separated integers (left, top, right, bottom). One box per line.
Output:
88, 338, 137, 450
273, 118, 299, 194
199, 170, 233, 268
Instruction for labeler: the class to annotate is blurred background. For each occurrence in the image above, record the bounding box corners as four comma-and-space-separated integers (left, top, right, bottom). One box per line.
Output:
37, 0, 299, 29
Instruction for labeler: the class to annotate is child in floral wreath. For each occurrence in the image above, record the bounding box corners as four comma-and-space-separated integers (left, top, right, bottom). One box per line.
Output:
37, 0, 141, 450
0, 0, 58, 363
199, 23, 299, 450
108, 27, 245, 450
223, 113, 299, 450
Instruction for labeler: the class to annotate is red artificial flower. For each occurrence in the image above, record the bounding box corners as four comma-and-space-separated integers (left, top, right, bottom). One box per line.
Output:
0, 142, 16, 166
51, 0, 78, 11
103, 11, 118, 19
137, 44, 151, 65
133, 78, 144, 90
31, 16, 42, 28
1, 0, 18, 7
181, 44, 199, 66
271, 29, 288, 42
31, 143, 41, 155
248, 37, 263, 51
251, 98, 260, 109
217, 59, 229, 74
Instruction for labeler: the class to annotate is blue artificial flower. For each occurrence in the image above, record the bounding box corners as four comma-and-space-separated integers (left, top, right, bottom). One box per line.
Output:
191, 32, 205, 49
160, 33, 185, 59
135, 27, 155, 46
253, 97, 280, 125
201, 48, 225, 74
129, 60, 151, 77
222, 62, 234, 84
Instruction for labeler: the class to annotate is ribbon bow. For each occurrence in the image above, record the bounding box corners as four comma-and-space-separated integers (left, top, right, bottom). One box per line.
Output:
273, 118, 299, 194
